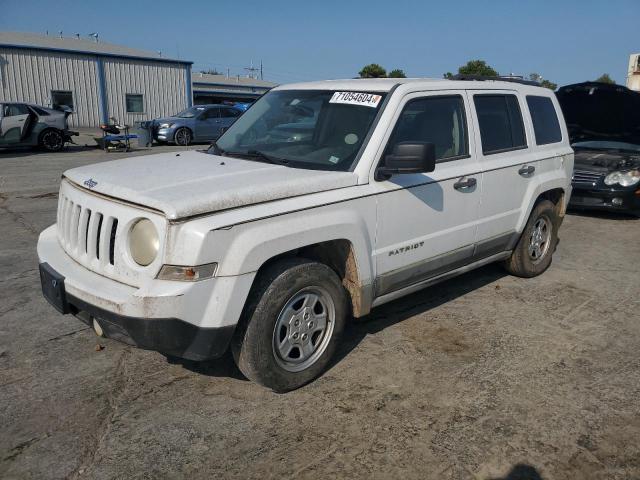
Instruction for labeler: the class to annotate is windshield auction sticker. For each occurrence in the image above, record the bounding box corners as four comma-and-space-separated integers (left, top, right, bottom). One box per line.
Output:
330, 92, 382, 108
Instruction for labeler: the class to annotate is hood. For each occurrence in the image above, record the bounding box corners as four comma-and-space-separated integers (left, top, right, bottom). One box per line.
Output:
556, 82, 640, 146
64, 150, 358, 220
574, 149, 640, 173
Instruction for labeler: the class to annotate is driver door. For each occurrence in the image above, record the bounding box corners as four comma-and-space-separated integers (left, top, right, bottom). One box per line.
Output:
0, 104, 32, 144
373, 91, 482, 298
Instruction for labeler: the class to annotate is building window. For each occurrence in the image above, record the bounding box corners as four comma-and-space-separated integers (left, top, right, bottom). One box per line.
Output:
51, 90, 74, 111
126, 94, 144, 113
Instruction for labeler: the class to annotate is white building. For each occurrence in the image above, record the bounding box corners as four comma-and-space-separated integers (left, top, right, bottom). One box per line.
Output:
0, 31, 193, 127
628, 53, 640, 92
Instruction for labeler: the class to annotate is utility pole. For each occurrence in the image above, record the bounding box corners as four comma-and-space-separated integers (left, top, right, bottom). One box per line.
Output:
260, 60, 263, 80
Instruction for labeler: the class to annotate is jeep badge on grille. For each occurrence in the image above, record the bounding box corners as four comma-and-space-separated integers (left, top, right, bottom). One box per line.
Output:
84, 178, 97, 189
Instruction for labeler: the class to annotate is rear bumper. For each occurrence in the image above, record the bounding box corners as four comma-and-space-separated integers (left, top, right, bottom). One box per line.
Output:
569, 185, 640, 215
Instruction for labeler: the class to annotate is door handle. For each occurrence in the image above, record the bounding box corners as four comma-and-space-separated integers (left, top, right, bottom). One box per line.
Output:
518, 165, 535, 176
454, 177, 477, 190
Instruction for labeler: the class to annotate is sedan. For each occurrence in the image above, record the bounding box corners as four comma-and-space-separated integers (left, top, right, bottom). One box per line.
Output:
153, 104, 242, 146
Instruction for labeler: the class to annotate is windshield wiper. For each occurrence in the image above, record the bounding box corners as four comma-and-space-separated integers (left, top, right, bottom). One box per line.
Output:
225, 149, 289, 165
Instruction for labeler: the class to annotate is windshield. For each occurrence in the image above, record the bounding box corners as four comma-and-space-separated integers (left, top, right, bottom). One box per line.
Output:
174, 106, 207, 118
210, 89, 386, 171
572, 140, 640, 153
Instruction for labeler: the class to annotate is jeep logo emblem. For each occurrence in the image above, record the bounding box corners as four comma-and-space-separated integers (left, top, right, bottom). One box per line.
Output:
84, 178, 97, 189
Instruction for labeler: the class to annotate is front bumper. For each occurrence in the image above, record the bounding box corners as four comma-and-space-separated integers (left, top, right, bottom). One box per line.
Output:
569, 185, 640, 215
154, 127, 176, 142
40, 263, 234, 361
37, 225, 255, 361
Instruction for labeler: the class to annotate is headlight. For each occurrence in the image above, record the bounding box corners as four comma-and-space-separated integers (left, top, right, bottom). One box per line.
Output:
158, 123, 174, 129
129, 219, 159, 266
604, 170, 640, 187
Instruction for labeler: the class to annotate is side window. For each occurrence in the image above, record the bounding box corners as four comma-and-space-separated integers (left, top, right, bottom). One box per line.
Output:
125, 94, 144, 113
386, 95, 469, 162
6, 104, 30, 116
51, 90, 74, 111
202, 108, 220, 120
526, 95, 562, 145
222, 108, 241, 118
474, 94, 527, 154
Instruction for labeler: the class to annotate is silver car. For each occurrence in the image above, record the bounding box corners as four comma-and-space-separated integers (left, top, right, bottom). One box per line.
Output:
0, 102, 78, 152
152, 104, 242, 146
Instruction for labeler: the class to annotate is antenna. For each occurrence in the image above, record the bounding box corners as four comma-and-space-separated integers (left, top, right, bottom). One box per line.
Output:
75, 33, 80, 39
89, 32, 99, 42
244, 60, 259, 79
58, 30, 63, 38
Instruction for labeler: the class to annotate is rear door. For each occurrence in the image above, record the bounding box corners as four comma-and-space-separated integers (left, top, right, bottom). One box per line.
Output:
0, 104, 32, 144
219, 107, 241, 135
468, 90, 537, 252
373, 91, 482, 298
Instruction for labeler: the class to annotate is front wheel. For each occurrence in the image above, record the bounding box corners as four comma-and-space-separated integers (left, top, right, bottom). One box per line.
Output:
503, 200, 559, 277
39, 129, 65, 152
173, 127, 192, 146
232, 258, 348, 392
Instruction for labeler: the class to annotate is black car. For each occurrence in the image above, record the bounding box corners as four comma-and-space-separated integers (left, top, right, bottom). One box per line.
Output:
556, 82, 640, 216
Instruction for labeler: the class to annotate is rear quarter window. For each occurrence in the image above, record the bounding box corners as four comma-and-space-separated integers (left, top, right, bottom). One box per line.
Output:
526, 95, 562, 145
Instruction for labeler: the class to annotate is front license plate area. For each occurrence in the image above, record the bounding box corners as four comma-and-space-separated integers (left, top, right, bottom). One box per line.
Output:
39, 263, 70, 314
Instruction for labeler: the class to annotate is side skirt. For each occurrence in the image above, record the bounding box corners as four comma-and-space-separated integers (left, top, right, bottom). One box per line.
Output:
371, 251, 511, 309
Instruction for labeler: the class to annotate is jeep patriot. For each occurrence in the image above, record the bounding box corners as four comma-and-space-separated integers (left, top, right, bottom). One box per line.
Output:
38, 78, 573, 391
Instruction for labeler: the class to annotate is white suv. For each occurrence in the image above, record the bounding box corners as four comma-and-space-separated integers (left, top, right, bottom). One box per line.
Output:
38, 78, 573, 391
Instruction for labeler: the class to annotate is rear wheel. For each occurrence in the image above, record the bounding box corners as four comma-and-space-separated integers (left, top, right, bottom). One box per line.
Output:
174, 127, 192, 146
39, 129, 64, 152
503, 200, 559, 277
232, 258, 348, 392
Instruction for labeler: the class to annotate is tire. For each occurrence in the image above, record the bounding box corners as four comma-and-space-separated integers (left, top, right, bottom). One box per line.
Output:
503, 199, 559, 278
232, 258, 348, 392
39, 129, 65, 152
174, 127, 192, 146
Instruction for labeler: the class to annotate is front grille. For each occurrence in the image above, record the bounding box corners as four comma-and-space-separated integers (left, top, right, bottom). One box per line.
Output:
572, 169, 603, 186
57, 193, 118, 266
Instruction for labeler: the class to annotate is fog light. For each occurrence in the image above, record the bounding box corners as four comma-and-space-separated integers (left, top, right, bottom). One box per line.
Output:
612, 197, 623, 206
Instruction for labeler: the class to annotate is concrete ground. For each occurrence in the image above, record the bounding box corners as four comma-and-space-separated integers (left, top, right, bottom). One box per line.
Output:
1, 145, 639, 480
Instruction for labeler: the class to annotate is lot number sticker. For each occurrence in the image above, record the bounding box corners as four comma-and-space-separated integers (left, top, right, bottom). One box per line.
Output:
330, 92, 382, 108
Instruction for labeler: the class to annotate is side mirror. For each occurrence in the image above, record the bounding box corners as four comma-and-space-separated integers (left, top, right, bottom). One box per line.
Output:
376, 142, 436, 180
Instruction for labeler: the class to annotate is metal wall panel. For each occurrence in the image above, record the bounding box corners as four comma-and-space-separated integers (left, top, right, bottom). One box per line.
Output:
0, 47, 100, 127
102, 58, 187, 126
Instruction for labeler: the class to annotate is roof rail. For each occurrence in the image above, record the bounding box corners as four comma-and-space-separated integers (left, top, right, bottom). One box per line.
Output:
451, 74, 540, 87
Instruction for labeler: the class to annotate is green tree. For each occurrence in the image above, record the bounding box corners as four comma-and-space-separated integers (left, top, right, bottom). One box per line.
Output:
595, 73, 616, 84
456, 59, 499, 77
359, 64, 387, 78
388, 68, 407, 78
199, 68, 222, 75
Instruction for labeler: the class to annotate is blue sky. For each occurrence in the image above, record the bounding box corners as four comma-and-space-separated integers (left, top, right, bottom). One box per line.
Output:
1, 0, 637, 85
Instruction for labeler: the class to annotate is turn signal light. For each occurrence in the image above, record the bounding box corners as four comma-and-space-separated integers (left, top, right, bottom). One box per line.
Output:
157, 263, 218, 282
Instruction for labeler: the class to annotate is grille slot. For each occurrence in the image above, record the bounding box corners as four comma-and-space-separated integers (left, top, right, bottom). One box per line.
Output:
572, 170, 603, 185
57, 194, 118, 268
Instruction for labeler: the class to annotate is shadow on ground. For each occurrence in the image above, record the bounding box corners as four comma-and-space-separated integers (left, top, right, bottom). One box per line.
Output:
489, 463, 544, 480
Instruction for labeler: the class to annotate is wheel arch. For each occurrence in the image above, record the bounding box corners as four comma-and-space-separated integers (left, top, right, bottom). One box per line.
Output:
253, 239, 370, 318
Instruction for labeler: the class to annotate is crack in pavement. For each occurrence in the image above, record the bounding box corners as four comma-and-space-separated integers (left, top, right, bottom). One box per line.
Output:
0, 203, 40, 236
